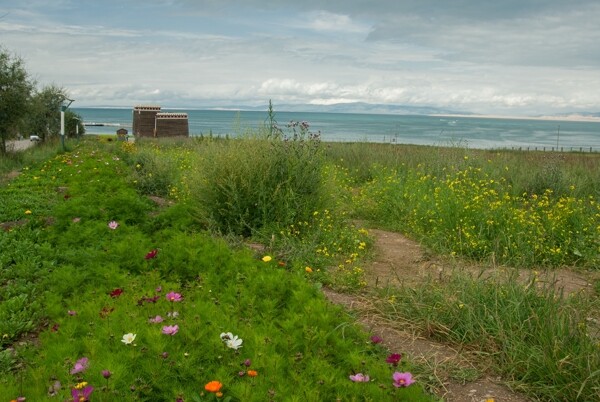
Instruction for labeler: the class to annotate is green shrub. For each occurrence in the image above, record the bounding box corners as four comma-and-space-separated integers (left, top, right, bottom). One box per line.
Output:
190, 127, 327, 237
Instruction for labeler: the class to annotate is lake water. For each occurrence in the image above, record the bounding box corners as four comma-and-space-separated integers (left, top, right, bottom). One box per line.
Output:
72, 107, 600, 151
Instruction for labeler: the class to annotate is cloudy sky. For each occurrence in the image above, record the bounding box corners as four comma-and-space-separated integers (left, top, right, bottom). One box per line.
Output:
1, 0, 600, 115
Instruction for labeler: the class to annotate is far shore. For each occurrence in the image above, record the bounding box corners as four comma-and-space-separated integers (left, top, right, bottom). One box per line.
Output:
431, 113, 600, 123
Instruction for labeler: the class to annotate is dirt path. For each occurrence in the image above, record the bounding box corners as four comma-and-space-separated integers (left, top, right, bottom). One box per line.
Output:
322, 229, 598, 402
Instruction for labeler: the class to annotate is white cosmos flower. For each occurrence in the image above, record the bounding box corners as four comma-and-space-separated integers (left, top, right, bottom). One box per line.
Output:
220, 332, 243, 350
122, 332, 137, 345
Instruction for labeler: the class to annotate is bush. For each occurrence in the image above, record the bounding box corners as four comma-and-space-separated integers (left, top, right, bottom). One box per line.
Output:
190, 125, 327, 237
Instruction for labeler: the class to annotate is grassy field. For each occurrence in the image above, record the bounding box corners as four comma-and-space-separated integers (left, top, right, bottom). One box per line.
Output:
1, 132, 599, 401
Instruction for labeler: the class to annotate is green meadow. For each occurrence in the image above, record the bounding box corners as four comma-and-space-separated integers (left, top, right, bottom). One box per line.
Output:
1, 129, 599, 401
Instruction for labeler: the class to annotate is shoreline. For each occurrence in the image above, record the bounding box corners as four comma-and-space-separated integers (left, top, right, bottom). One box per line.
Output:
431, 113, 600, 123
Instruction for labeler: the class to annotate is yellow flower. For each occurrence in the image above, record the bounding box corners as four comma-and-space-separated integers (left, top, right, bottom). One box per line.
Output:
75, 381, 88, 389
305, 267, 313, 273
24, 210, 32, 215
261, 255, 272, 262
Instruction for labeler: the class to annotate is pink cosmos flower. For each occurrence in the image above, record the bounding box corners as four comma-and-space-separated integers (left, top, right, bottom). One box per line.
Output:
71, 385, 94, 401
162, 325, 179, 336
149, 315, 164, 324
70, 357, 89, 374
145, 249, 158, 260
108, 220, 119, 230
392, 372, 415, 387
349, 373, 370, 382
386, 353, 402, 366
370, 335, 383, 344
166, 291, 182, 302
109, 288, 123, 298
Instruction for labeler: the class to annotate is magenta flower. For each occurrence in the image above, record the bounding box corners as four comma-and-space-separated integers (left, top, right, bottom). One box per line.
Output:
162, 325, 179, 336
392, 372, 415, 387
70, 357, 89, 375
108, 220, 119, 230
243, 358, 252, 367
102, 369, 112, 379
370, 335, 383, 344
349, 373, 370, 382
71, 385, 94, 401
149, 315, 164, 324
145, 249, 158, 260
166, 291, 183, 302
386, 353, 402, 366
109, 288, 123, 298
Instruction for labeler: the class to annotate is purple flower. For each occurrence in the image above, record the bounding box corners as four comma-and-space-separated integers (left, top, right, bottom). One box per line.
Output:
166, 291, 183, 302
149, 315, 164, 324
392, 372, 415, 388
370, 335, 383, 344
71, 385, 94, 401
386, 353, 402, 366
102, 369, 112, 379
155, 286, 162, 292
349, 373, 370, 382
162, 325, 179, 336
243, 358, 252, 367
70, 357, 89, 375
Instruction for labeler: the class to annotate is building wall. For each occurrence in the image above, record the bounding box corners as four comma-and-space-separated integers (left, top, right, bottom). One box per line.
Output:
155, 113, 189, 137
132, 105, 161, 137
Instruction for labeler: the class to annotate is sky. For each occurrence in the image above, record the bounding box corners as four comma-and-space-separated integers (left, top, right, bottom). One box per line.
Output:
1, 0, 600, 116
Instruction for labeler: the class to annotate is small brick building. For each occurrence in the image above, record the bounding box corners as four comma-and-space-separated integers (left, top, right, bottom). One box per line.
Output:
132, 105, 161, 137
155, 113, 189, 137
131, 105, 189, 138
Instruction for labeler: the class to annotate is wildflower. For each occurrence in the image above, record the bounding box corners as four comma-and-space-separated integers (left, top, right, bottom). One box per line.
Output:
370, 335, 383, 344
162, 325, 179, 336
349, 373, 370, 382
261, 255, 272, 262
102, 370, 112, 379
109, 288, 123, 298
68, 310, 77, 316
25, 210, 32, 215
74, 381, 88, 389
99, 306, 114, 318
305, 266, 313, 273
70, 357, 89, 375
204, 381, 223, 393
216, 392, 223, 398
167, 311, 179, 318
392, 372, 415, 387
149, 315, 164, 324
220, 332, 243, 350
247, 370, 258, 377
243, 358, 252, 367
156, 286, 162, 292
386, 353, 402, 366
72, 217, 81, 223
238, 371, 246, 377
166, 291, 183, 302
145, 249, 158, 259
71, 385, 94, 401
121, 333, 136, 345
108, 220, 119, 230
161, 352, 169, 359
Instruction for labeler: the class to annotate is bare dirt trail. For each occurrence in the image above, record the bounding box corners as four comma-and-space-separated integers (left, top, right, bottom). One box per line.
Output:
322, 229, 598, 402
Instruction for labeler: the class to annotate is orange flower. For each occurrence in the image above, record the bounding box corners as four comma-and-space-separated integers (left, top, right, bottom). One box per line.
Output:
204, 381, 223, 393
247, 370, 258, 377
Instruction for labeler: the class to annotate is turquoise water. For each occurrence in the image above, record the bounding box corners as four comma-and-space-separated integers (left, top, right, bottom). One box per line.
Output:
73, 107, 600, 151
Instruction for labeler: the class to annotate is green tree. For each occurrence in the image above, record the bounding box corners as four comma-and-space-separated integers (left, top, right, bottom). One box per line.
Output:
26, 85, 68, 141
65, 109, 85, 138
0, 47, 34, 154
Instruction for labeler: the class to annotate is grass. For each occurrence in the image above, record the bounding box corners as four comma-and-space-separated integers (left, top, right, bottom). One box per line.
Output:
1, 132, 599, 401
0, 138, 429, 401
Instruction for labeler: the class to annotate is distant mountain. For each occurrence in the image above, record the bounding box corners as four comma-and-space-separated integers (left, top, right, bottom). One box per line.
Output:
207, 102, 473, 116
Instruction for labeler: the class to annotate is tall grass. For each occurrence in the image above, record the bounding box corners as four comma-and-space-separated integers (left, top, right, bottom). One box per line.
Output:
188, 127, 327, 237
375, 271, 600, 401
